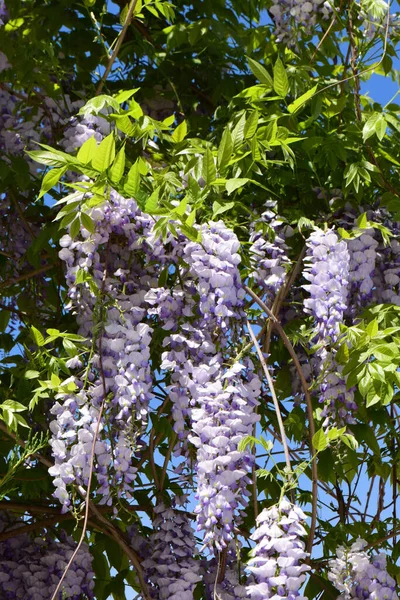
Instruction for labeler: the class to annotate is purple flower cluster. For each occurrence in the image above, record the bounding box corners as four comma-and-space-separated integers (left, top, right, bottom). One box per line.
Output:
141, 501, 201, 599
60, 112, 111, 154
246, 499, 310, 600
158, 222, 261, 549
346, 231, 378, 315
249, 211, 291, 307
51, 191, 162, 508
190, 361, 261, 550
303, 228, 356, 425
319, 353, 357, 426
269, 0, 331, 47
303, 228, 350, 344
0, 1, 7, 25
328, 538, 398, 600
0, 512, 94, 599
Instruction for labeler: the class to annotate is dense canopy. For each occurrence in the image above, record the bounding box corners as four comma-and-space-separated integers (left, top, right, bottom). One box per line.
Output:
1, 1, 400, 599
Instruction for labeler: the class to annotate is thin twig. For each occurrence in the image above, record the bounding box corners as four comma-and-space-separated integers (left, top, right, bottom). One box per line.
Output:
245, 284, 318, 555
246, 319, 292, 475
311, 13, 338, 63
0, 264, 54, 289
96, 0, 139, 95
0, 422, 52, 468
0, 302, 28, 318
159, 432, 177, 492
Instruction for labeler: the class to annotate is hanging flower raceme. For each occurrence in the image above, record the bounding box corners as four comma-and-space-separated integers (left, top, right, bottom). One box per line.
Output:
328, 538, 398, 600
249, 207, 291, 308
0, 512, 94, 599
269, 0, 331, 48
303, 228, 356, 425
190, 360, 261, 550
303, 228, 350, 344
346, 231, 378, 317
50, 191, 165, 509
246, 499, 310, 600
166, 221, 261, 550
141, 501, 201, 599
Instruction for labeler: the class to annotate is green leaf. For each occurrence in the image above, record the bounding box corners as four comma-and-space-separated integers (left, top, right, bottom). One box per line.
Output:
172, 120, 187, 142
1, 400, 27, 413
31, 326, 45, 347
69, 217, 81, 239
115, 88, 139, 104
202, 148, 216, 184
312, 428, 328, 451
366, 380, 382, 407
77, 136, 98, 164
212, 201, 235, 217
108, 146, 126, 185
145, 188, 160, 213
244, 110, 259, 139
79, 95, 119, 116
186, 208, 196, 227
92, 133, 116, 171
372, 343, 398, 362
38, 167, 67, 199
217, 129, 233, 171
124, 160, 141, 196
174, 196, 187, 216
363, 113, 386, 142
273, 58, 289, 98
80, 212, 95, 234
232, 113, 246, 150
246, 56, 273, 87
226, 178, 250, 195
25, 370, 40, 379
357, 212, 368, 229
366, 319, 379, 338
27, 150, 72, 168
287, 85, 318, 114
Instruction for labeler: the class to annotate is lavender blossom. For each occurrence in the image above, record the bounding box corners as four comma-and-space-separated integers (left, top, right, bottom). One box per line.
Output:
328, 538, 398, 600
158, 222, 261, 549
303, 228, 350, 344
249, 209, 291, 308
303, 228, 355, 425
246, 499, 310, 600
346, 231, 378, 315
269, 0, 331, 48
51, 191, 163, 508
141, 501, 201, 599
0, 512, 94, 599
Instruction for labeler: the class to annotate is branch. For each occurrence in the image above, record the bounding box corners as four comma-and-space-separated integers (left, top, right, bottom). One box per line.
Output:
0, 264, 55, 289
245, 284, 318, 555
246, 319, 292, 475
96, 0, 139, 96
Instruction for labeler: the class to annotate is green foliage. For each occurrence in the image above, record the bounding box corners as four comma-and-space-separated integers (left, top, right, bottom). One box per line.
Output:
1, 0, 400, 597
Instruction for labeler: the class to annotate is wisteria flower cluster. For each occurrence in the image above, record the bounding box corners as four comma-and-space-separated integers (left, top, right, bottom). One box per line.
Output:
0, 512, 94, 599
50, 191, 164, 508
303, 228, 357, 425
246, 499, 310, 600
328, 538, 398, 600
269, 0, 331, 47
159, 222, 261, 549
141, 500, 201, 599
250, 207, 291, 307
